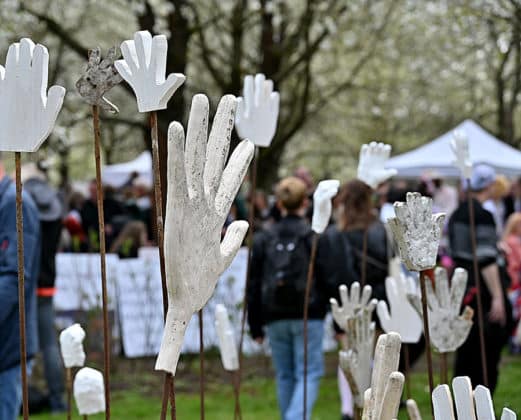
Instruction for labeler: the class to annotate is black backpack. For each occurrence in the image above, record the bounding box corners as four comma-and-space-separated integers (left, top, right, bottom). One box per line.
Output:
261, 220, 312, 315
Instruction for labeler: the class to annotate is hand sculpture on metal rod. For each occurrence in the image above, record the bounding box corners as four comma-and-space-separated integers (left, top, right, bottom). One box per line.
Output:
60, 323, 86, 368
155, 94, 254, 375
74, 367, 105, 416
357, 142, 397, 189
450, 130, 472, 180
312, 180, 340, 234
330, 282, 375, 331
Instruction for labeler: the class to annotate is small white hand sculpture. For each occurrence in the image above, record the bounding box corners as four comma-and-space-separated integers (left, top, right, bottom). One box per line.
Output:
0, 38, 65, 152
330, 282, 376, 331
339, 308, 376, 407
115, 30, 185, 112
215, 304, 239, 371
59, 323, 86, 368
73, 367, 105, 415
377, 274, 423, 344
235, 73, 280, 147
357, 142, 397, 189
407, 267, 473, 353
432, 376, 517, 420
312, 179, 340, 234
362, 332, 404, 420
388, 192, 445, 271
450, 130, 472, 179
155, 94, 254, 375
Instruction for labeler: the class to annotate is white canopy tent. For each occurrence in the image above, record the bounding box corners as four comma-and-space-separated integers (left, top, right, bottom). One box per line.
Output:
386, 119, 521, 178
102, 151, 153, 188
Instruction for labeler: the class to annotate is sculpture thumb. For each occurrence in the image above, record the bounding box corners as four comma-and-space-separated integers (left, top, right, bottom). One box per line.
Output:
221, 220, 249, 270
384, 168, 398, 179
42, 85, 66, 145
160, 73, 186, 105
376, 301, 392, 332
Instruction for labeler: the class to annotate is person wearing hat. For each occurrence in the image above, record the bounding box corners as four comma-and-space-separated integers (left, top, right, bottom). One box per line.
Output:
448, 164, 513, 393
247, 176, 331, 420
22, 163, 66, 413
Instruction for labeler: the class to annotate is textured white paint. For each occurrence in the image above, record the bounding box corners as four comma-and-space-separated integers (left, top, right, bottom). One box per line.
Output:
451, 129, 473, 179
388, 192, 445, 271
433, 384, 456, 420
377, 274, 423, 344
155, 94, 254, 375
357, 142, 397, 189
235, 73, 279, 147
330, 282, 376, 332
215, 304, 239, 371
59, 323, 86, 368
407, 267, 473, 353
311, 179, 340, 234
406, 399, 422, 420
115, 31, 185, 112
0, 38, 65, 152
73, 367, 105, 415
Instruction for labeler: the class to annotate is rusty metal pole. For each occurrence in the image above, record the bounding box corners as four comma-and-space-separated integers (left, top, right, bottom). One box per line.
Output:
66, 367, 72, 420
404, 343, 411, 400
419, 270, 434, 416
360, 227, 369, 288
231, 371, 242, 420
199, 310, 205, 420
440, 352, 448, 385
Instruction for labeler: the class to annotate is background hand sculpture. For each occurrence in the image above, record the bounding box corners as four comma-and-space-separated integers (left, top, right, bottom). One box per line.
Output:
330, 282, 375, 331
408, 267, 473, 353
76, 46, 123, 113
311, 179, 339, 234
215, 304, 239, 371
0, 38, 65, 152
356, 142, 397, 189
155, 94, 254, 375
115, 30, 185, 112
450, 129, 472, 179
235, 73, 280, 147
59, 323, 86, 368
377, 274, 423, 344
388, 192, 445, 271
73, 367, 105, 415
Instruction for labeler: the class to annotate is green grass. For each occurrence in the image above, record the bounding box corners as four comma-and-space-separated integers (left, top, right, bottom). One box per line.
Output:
28, 353, 521, 419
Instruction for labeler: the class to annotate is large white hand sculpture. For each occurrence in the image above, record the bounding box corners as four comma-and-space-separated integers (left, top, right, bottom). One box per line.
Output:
377, 274, 423, 344
408, 267, 473, 353
362, 332, 404, 420
450, 130, 472, 179
312, 179, 340, 234
330, 282, 376, 331
0, 38, 65, 152
388, 192, 445, 271
357, 142, 397, 189
115, 30, 185, 112
433, 376, 517, 420
235, 73, 279, 147
215, 304, 239, 371
155, 94, 254, 375
59, 323, 86, 368
73, 367, 105, 415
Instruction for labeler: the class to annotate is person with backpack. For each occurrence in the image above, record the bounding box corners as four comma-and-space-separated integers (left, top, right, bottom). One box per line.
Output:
247, 176, 333, 420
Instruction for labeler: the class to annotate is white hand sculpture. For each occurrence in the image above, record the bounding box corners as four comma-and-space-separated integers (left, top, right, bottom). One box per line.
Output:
357, 141, 397, 189
155, 94, 254, 375
330, 282, 375, 331
115, 30, 185, 112
339, 308, 376, 407
406, 399, 423, 420
215, 304, 239, 371
377, 274, 423, 344
433, 376, 517, 420
450, 129, 472, 179
235, 73, 280, 147
388, 192, 445, 271
73, 367, 105, 415
59, 323, 86, 368
0, 38, 65, 152
312, 179, 340, 234
408, 267, 473, 353
362, 332, 404, 420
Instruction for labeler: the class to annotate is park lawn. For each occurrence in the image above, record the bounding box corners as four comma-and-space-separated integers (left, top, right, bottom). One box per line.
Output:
29, 354, 521, 419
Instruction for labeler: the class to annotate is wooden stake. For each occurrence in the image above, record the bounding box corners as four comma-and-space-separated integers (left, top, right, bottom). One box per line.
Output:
66, 367, 72, 420
15, 152, 29, 420
419, 270, 434, 416
92, 105, 111, 420
199, 310, 205, 420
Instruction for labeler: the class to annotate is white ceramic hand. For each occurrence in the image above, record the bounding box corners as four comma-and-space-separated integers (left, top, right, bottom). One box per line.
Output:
377, 274, 423, 344
312, 179, 340, 234
73, 367, 105, 415
330, 282, 375, 331
362, 332, 404, 420
235, 73, 280, 147
155, 94, 254, 375
388, 192, 445, 271
215, 304, 239, 371
357, 142, 397, 189
115, 30, 185, 112
59, 323, 86, 368
0, 38, 65, 152
450, 130, 472, 179
433, 376, 517, 420
408, 268, 473, 353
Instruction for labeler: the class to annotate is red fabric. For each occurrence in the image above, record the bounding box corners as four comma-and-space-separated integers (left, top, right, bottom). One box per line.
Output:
37, 287, 56, 297
505, 235, 521, 289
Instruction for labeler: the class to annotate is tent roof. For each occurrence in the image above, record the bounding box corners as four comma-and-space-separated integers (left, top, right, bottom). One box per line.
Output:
386, 119, 521, 178
102, 151, 152, 187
